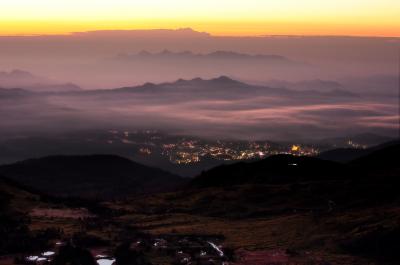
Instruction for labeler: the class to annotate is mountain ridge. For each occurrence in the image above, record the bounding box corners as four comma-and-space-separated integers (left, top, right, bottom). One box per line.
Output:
0, 154, 185, 199
190, 141, 399, 188
115, 50, 290, 62
105, 76, 357, 98
0, 69, 82, 92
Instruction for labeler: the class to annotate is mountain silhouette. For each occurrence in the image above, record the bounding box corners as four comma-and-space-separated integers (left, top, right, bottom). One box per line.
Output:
0, 69, 81, 92
0, 155, 184, 199
350, 141, 400, 170
190, 141, 399, 188
190, 155, 345, 188
115, 50, 290, 62
318, 139, 398, 162
109, 76, 355, 99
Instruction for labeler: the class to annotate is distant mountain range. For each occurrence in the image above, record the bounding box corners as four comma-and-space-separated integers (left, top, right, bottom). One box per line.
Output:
115, 50, 291, 63
0, 75, 357, 99
0, 87, 34, 98
0, 74, 395, 142
262, 79, 345, 91
0, 69, 81, 92
105, 76, 358, 99
72, 27, 210, 38
0, 155, 184, 199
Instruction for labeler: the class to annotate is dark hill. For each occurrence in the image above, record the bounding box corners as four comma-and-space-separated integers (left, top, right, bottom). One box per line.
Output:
317, 148, 370, 162
0, 155, 184, 199
190, 142, 400, 190
185, 143, 400, 216
318, 140, 399, 163
190, 154, 345, 188
350, 141, 400, 170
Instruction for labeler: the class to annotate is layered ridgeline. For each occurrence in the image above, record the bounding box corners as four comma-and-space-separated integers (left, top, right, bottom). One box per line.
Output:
0, 75, 357, 98
0, 155, 184, 199
2, 75, 394, 144
96, 75, 357, 98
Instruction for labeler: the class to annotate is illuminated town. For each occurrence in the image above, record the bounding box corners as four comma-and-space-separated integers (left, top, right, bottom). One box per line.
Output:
105, 129, 324, 165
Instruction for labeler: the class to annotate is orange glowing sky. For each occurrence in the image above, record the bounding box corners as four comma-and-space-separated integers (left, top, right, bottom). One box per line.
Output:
1, 0, 399, 37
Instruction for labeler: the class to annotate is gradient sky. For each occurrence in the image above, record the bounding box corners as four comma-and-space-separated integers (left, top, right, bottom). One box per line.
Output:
1, 0, 399, 36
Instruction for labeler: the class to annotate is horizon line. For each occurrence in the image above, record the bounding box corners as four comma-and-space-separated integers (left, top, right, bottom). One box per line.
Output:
0, 28, 399, 39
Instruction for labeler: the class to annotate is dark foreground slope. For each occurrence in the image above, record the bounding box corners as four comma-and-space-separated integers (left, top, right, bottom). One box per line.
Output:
0, 155, 184, 199
0, 176, 64, 256
113, 143, 400, 264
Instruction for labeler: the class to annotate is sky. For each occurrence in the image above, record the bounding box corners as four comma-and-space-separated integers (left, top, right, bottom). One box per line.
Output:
1, 0, 399, 36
